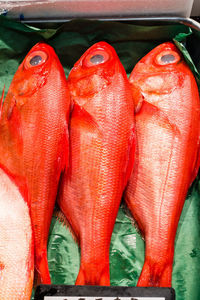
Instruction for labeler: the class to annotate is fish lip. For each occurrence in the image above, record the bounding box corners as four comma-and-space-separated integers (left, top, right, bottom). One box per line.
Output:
26, 42, 53, 56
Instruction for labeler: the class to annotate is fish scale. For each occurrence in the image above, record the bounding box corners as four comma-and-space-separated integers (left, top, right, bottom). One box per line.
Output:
0, 42, 70, 284
124, 42, 200, 287
58, 42, 135, 286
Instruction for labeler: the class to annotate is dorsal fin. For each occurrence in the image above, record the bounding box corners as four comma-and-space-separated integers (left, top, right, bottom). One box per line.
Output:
123, 123, 136, 187
0, 86, 5, 122
189, 136, 200, 186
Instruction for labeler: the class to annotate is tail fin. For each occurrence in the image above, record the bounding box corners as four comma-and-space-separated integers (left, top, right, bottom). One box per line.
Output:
137, 260, 172, 287
75, 264, 110, 286
75, 267, 85, 285
35, 248, 51, 284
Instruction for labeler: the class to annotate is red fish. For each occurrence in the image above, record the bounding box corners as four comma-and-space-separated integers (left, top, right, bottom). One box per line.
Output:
58, 41, 135, 285
0, 168, 34, 299
0, 43, 70, 284
124, 42, 200, 287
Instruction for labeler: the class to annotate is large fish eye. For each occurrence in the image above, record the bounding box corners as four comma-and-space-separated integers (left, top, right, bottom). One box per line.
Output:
90, 54, 105, 65
30, 55, 42, 66
155, 50, 180, 66
24, 50, 48, 69
83, 49, 110, 67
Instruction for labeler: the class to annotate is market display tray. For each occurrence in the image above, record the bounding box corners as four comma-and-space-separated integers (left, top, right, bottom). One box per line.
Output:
34, 285, 175, 300
0, 12, 199, 300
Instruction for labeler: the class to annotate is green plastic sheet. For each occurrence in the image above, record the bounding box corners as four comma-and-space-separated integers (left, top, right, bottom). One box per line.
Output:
0, 16, 199, 300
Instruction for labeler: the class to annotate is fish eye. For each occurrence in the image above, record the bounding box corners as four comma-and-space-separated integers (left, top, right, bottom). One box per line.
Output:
30, 55, 42, 66
83, 50, 110, 67
24, 50, 48, 69
161, 54, 175, 63
155, 50, 180, 65
90, 54, 105, 65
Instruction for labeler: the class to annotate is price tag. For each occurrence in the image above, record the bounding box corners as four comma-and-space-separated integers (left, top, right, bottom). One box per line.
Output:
34, 285, 175, 300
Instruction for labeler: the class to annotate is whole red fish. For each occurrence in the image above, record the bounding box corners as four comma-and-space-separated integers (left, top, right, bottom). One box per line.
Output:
58, 42, 135, 285
125, 42, 200, 287
0, 168, 33, 300
0, 43, 70, 284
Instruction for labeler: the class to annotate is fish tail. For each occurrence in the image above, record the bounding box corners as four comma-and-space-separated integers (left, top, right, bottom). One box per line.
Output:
160, 264, 173, 287
35, 248, 51, 284
137, 258, 173, 287
75, 263, 110, 286
75, 267, 85, 285
99, 269, 110, 286
137, 222, 175, 287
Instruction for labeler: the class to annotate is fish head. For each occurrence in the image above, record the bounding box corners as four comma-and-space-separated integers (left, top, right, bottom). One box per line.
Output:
1, 42, 67, 153
68, 42, 122, 104
3, 42, 63, 113
129, 42, 187, 104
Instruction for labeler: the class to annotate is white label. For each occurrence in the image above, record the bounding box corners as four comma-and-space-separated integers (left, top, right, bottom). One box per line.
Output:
44, 296, 165, 300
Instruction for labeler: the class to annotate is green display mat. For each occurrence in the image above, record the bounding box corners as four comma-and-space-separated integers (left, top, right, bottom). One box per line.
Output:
0, 16, 199, 300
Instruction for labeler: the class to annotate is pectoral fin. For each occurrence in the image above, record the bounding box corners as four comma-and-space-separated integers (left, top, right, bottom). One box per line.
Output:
136, 97, 180, 136
71, 102, 102, 138
131, 84, 144, 113
6, 101, 23, 154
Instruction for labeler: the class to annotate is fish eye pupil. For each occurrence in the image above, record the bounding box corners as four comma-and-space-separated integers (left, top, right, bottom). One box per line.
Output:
90, 54, 104, 65
30, 55, 42, 66
161, 54, 175, 64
